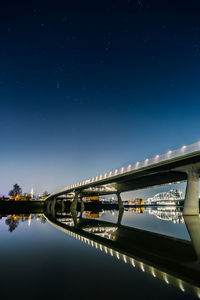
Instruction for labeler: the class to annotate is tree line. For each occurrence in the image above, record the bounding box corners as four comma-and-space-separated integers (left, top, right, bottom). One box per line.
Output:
0, 184, 49, 201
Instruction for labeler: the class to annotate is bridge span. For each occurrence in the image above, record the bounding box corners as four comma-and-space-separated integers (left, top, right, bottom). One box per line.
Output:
45, 141, 200, 215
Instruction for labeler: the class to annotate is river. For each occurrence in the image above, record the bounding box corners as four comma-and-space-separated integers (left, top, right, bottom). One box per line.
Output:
0, 206, 199, 299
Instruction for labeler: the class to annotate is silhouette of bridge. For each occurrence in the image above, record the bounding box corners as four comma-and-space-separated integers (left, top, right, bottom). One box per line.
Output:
45, 141, 200, 215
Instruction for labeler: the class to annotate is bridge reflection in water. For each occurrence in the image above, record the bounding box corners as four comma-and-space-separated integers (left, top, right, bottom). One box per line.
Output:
45, 205, 200, 299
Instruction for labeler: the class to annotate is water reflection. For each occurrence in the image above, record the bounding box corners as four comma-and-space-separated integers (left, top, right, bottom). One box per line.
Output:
45, 204, 200, 298
147, 207, 184, 223
98, 206, 185, 226
0, 214, 46, 232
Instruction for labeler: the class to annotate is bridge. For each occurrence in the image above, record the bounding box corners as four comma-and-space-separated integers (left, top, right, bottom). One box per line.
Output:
45, 141, 200, 215
44, 208, 200, 298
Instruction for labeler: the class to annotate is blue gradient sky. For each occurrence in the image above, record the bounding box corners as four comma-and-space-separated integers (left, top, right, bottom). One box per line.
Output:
1, 0, 200, 196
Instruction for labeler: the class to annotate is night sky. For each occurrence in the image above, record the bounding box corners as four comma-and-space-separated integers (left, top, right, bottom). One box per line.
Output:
1, 0, 200, 197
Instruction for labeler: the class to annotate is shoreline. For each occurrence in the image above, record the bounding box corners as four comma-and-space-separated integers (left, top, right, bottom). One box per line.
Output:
0, 200, 183, 214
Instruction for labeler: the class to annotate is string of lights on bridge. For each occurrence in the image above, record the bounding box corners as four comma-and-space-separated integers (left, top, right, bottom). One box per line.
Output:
52, 141, 200, 195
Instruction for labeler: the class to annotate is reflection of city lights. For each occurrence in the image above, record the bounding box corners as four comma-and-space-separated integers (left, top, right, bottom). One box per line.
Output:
50, 211, 200, 299
179, 281, 185, 292
140, 263, 145, 272
151, 268, 156, 277
196, 288, 200, 298
131, 259, 135, 267
147, 206, 183, 223
163, 273, 169, 284
49, 216, 200, 300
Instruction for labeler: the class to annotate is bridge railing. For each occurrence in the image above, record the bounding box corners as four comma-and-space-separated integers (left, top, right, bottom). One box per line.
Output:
76, 141, 200, 186
49, 141, 200, 195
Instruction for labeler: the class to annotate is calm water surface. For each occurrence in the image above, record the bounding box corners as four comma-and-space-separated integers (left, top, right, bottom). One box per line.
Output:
0, 207, 199, 300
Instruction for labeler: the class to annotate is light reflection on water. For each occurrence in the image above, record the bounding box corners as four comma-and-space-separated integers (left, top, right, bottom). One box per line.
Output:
50, 206, 200, 299
85, 206, 190, 240
0, 207, 199, 300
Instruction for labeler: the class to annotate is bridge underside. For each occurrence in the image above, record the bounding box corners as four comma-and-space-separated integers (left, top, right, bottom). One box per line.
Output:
91, 154, 200, 195
89, 170, 187, 196
50, 154, 200, 198
46, 152, 200, 215
51, 170, 189, 200
56, 170, 187, 198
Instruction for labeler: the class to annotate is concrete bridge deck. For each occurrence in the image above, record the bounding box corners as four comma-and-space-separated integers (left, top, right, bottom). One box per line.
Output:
45, 142, 200, 215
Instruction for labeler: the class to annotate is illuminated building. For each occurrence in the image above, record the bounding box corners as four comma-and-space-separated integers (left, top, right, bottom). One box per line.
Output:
129, 198, 144, 205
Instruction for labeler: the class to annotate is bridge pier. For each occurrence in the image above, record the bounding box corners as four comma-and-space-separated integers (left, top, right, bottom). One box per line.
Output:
61, 200, 65, 212
70, 191, 80, 212
173, 164, 200, 216
116, 192, 124, 224
116, 192, 124, 210
80, 197, 85, 213
46, 200, 51, 215
184, 216, 200, 261
71, 208, 78, 227
183, 166, 200, 216
51, 198, 57, 218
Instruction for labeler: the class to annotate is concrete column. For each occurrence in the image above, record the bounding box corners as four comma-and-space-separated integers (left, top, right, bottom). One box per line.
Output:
61, 200, 65, 212
183, 167, 199, 216
116, 192, 124, 225
116, 192, 124, 210
71, 209, 78, 228
81, 198, 85, 213
51, 198, 57, 218
117, 207, 124, 225
70, 191, 80, 212
184, 216, 200, 261
46, 200, 51, 215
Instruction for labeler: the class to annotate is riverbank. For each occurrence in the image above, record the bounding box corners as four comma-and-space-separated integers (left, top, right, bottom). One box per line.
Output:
0, 200, 184, 214
0, 201, 45, 213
